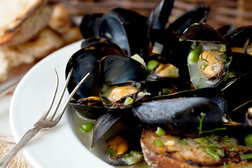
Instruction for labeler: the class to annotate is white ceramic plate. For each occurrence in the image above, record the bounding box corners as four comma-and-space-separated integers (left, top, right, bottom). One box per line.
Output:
9, 41, 113, 168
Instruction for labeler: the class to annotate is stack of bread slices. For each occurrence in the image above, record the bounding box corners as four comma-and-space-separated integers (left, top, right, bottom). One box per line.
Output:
0, 0, 81, 82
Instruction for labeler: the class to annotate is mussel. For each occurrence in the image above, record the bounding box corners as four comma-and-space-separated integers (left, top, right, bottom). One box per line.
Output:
145, 4, 210, 94
66, 37, 148, 119
99, 8, 149, 58
133, 88, 226, 134
180, 23, 231, 89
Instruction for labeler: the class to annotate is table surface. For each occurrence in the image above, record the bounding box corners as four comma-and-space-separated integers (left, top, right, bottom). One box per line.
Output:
0, 94, 31, 167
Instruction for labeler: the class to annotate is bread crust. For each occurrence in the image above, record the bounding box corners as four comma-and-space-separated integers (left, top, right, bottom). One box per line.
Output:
141, 129, 252, 168
0, 0, 52, 46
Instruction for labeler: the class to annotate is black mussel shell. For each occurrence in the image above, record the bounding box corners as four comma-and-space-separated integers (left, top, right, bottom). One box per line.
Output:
66, 38, 126, 100
100, 55, 147, 85
99, 8, 148, 58
80, 37, 127, 56
70, 102, 105, 119
180, 23, 227, 43
167, 5, 210, 36
229, 101, 252, 127
221, 72, 252, 113
133, 98, 223, 134
80, 13, 103, 39
133, 88, 226, 134
66, 48, 102, 100
217, 24, 235, 36
147, 0, 174, 38
225, 26, 252, 48
92, 111, 122, 147
228, 52, 252, 75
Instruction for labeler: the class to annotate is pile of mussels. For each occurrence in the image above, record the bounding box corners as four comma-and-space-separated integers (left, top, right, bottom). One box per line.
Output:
66, 0, 252, 166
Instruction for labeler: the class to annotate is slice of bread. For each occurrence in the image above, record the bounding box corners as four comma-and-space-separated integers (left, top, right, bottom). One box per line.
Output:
141, 129, 252, 168
0, 0, 53, 46
0, 3, 81, 82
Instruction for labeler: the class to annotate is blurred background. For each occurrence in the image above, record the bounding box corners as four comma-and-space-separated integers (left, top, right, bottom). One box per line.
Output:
60, 0, 252, 28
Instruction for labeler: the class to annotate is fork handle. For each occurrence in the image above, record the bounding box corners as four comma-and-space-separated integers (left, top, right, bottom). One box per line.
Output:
0, 127, 40, 168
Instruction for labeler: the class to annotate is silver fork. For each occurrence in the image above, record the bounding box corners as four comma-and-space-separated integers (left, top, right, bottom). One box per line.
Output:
0, 68, 89, 168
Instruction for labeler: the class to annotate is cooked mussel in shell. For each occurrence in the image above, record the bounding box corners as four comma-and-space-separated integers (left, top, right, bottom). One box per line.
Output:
133, 88, 226, 134
180, 23, 231, 89
66, 38, 148, 119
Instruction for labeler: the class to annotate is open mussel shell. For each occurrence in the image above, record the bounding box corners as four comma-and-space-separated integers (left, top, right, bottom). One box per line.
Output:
80, 13, 103, 39
180, 23, 231, 89
180, 23, 227, 43
66, 38, 127, 119
99, 8, 148, 58
133, 88, 226, 134
100, 55, 147, 85
66, 48, 102, 100
66, 38, 126, 100
167, 5, 210, 36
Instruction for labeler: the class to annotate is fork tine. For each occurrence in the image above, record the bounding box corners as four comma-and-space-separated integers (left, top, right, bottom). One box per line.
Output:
49, 68, 73, 120
41, 69, 59, 120
54, 72, 90, 123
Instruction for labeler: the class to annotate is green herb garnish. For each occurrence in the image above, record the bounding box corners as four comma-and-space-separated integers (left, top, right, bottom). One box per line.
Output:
155, 127, 165, 136
240, 153, 252, 160
162, 88, 171, 95
197, 113, 227, 135
179, 139, 189, 146
155, 138, 163, 147
205, 145, 224, 162
124, 97, 134, 106
108, 148, 114, 156
123, 151, 143, 165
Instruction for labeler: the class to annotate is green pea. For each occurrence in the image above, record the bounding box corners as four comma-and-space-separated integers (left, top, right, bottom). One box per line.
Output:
147, 60, 159, 72
187, 50, 200, 64
80, 123, 94, 133
244, 133, 252, 146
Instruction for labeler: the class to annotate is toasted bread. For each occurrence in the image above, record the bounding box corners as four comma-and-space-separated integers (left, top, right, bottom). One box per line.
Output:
0, 0, 52, 46
141, 129, 252, 168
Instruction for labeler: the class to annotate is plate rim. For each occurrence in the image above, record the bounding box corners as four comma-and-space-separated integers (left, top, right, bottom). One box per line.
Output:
9, 41, 113, 168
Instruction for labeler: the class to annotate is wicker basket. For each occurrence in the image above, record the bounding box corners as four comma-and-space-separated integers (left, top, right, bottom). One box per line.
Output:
62, 0, 252, 29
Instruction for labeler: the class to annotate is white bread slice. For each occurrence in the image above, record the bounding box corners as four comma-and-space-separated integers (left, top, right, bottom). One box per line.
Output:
0, 0, 52, 46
